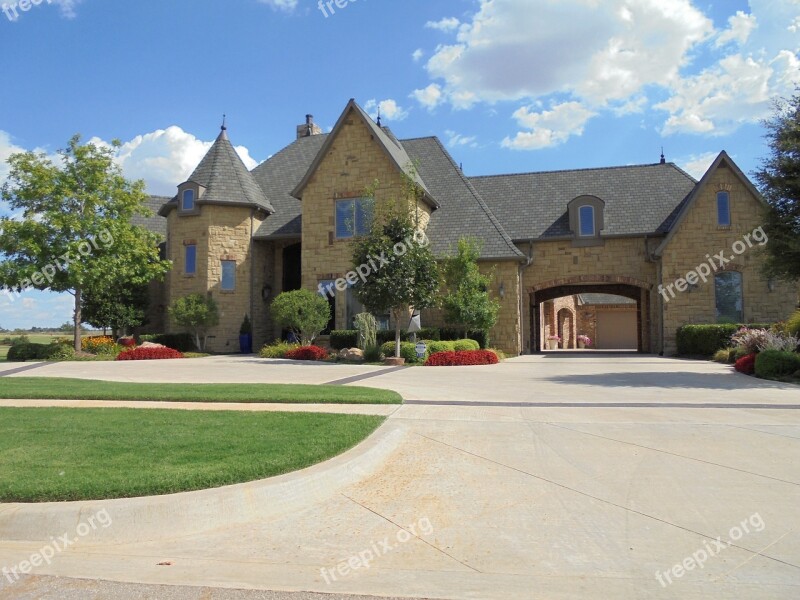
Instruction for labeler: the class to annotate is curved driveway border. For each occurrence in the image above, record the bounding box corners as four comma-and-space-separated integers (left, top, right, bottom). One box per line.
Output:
0, 421, 407, 544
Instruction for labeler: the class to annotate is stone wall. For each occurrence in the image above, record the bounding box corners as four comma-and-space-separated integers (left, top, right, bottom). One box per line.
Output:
165, 205, 260, 353
659, 162, 797, 354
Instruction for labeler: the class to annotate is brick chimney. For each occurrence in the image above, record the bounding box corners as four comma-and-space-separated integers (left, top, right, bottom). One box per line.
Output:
297, 114, 322, 139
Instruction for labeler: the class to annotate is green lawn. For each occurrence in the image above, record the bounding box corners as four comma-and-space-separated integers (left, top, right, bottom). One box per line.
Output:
0, 408, 385, 502
0, 377, 402, 404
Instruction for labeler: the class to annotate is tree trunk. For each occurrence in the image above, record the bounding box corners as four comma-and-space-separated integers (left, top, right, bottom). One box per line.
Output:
394, 308, 401, 358
73, 287, 82, 352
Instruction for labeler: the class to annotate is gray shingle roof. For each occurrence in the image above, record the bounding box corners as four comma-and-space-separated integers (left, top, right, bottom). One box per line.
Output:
133, 196, 169, 237
252, 134, 328, 239
579, 293, 637, 305
402, 137, 522, 260
469, 163, 697, 240
184, 129, 274, 213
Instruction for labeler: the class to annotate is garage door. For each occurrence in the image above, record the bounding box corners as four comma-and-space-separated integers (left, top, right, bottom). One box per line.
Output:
595, 310, 637, 350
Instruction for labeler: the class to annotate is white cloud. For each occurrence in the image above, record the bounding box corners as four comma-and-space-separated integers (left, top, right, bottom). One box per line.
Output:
445, 130, 478, 148
412, 48, 425, 62
257, 0, 297, 12
411, 83, 444, 110
679, 151, 719, 179
715, 11, 757, 47
0, 131, 27, 186
51, 0, 83, 18
425, 17, 460, 32
502, 101, 596, 150
364, 99, 410, 122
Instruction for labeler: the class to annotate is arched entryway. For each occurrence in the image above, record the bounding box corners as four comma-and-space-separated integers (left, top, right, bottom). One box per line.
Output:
530, 276, 652, 353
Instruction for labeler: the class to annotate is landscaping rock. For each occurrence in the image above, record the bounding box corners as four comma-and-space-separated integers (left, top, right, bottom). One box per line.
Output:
340, 348, 365, 362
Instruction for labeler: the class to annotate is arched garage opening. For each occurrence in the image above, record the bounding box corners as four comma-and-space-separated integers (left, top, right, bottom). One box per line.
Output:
530, 277, 652, 353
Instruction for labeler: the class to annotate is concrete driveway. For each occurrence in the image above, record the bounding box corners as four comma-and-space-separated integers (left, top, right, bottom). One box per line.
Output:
0, 355, 798, 599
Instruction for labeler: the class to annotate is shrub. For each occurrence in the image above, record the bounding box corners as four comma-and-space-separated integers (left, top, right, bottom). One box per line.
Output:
284, 345, 329, 361
488, 348, 506, 361
139, 333, 196, 353
116, 347, 185, 361
354, 313, 378, 350
712, 348, 737, 364
677, 324, 740, 356
10, 335, 30, 346
259, 342, 300, 359
755, 350, 800, 380
425, 350, 500, 366
330, 330, 359, 350
441, 328, 487, 349
7, 343, 43, 362
787, 310, 800, 337
427, 340, 455, 355
734, 353, 757, 375
731, 327, 771, 355
363, 344, 383, 362
375, 328, 441, 345
46, 345, 76, 361
453, 339, 480, 352
169, 293, 219, 352
271, 290, 331, 346
756, 330, 800, 353
380, 341, 419, 363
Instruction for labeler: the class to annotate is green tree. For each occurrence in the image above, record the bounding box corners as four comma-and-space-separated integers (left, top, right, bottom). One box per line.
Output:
82, 282, 150, 337
443, 238, 500, 341
351, 209, 440, 359
270, 289, 331, 346
168, 293, 219, 352
754, 91, 800, 281
0, 135, 171, 351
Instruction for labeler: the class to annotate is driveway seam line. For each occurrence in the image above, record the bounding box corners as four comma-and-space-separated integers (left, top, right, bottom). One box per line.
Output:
415, 433, 800, 572
404, 400, 800, 410
340, 492, 481, 573
545, 423, 800, 487
324, 366, 410, 386
0, 362, 53, 378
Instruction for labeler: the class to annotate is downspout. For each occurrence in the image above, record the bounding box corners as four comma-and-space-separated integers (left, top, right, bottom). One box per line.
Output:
250, 209, 256, 348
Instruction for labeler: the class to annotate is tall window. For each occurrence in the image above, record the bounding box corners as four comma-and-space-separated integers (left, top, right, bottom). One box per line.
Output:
579, 205, 595, 237
717, 191, 731, 226
182, 189, 195, 211
335, 198, 372, 239
221, 260, 236, 291
184, 245, 196, 275
715, 271, 743, 323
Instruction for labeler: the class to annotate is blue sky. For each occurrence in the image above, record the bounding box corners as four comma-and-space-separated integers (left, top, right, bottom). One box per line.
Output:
0, 0, 798, 329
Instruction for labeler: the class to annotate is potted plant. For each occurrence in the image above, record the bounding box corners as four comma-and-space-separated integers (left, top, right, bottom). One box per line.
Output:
239, 314, 253, 354
577, 334, 592, 349
546, 334, 561, 350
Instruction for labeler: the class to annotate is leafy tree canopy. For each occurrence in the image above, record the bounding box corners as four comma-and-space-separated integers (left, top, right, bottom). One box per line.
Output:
443, 237, 500, 339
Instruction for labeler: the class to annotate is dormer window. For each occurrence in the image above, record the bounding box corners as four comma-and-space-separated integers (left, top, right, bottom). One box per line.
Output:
568, 195, 604, 246
717, 191, 731, 226
579, 205, 595, 237
182, 189, 195, 211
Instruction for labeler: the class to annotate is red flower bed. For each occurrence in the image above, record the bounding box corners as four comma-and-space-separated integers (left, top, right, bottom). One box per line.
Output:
734, 353, 757, 375
284, 345, 329, 361
116, 347, 185, 361
425, 350, 499, 367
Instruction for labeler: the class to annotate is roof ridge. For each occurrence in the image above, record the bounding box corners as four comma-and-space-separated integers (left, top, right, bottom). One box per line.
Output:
469, 162, 674, 180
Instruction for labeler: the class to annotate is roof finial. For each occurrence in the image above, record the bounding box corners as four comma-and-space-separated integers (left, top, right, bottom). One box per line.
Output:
221, 114, 227, 132
377, 107, 382, 128
660, 147, 666, 164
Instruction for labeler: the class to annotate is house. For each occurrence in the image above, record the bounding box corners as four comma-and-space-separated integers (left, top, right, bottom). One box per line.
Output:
150, 99, 796, 355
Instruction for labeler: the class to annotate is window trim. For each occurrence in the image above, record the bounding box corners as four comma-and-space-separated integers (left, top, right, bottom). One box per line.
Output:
335, 197, 371, 239
567, 195, 605, 246
221, 260, 236, 292
184, 244, 197, 276
716, 191, 731, 227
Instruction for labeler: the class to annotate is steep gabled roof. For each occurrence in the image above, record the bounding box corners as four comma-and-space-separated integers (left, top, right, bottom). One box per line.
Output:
469, 163, 698, 241
160, 128, 274, 216
252, 134, 328, 239
134, 196, 169, 237
655, 151, 764, 256
290, 99, 438, 210
402, 137, 523, 260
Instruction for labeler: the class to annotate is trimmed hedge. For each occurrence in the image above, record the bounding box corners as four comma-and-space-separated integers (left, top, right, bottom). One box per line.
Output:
380, 341, 420, 363
7, 343, 68, 362
453, 339, 480, 352
138, 333, 196, 353
329, 330, 359, 350
676, 324, 773, 356
116, 347, 185, 361
330, 328, 442, 350
441, 329, 488, 349
259, 342, 300, 359
284, 346, 329, 361
426, 340, 455, 354
755, 350, 800, 380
